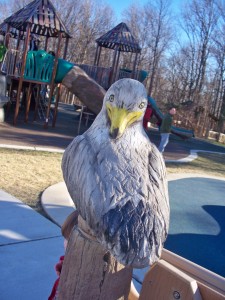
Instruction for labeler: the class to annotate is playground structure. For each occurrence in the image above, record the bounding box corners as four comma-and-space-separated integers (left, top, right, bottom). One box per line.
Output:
0, 0, 147, 128
0, 0, 193, 139
0, 0, 71, 127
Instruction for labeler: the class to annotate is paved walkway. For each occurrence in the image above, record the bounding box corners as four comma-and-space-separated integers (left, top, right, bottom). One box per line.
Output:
0, 189, 64, 299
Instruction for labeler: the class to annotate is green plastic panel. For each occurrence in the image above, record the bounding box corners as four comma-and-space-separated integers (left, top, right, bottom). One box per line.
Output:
24, 50, 54, 83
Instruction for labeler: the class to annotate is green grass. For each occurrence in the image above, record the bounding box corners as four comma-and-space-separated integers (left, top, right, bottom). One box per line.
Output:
166, 152, 225, 178
0, 148, 63, 215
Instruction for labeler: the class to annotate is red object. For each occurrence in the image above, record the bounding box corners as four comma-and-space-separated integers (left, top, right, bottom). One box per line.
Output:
143, 105, 153, 129
48, 256, 64, 300
48, 278, 60, 300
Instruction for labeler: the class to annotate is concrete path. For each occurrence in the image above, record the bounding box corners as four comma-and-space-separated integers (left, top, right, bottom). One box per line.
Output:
0, 190, 64, 300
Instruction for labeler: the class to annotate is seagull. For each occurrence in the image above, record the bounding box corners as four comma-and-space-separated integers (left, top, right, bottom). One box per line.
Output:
62, 78, 169, 268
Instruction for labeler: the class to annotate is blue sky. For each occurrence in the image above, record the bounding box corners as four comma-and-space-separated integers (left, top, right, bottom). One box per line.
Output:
106, 0, 183, 21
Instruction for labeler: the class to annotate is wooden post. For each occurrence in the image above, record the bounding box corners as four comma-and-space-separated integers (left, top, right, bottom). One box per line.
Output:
114, 50, 121, 81
13, 23, 31, 125
4, 24, 11, 48
96, 46, 102, 66
63, 37, 69, 59
12, 32, 21, 75
44, 36, 48, 51
33, 85, 41, 121
109, 46, 118, 86
24, 83, 32, 123
131, 53, 138, 79
94, 45, 99, 65
57, 216, 133, 300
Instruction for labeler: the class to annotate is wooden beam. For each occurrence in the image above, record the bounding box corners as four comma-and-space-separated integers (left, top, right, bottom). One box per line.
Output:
24, 83, 32, 123
131, 52, 138, 79
13, 23, 31, 125
96, 46, 102, 66
94, 44, 99, 65
109, 46, 118, 86
44, 36, 48, 51
4, 24, 11, 48
33, 85, 41, 121
63, 37, 69, 59
114, 50, 120, 81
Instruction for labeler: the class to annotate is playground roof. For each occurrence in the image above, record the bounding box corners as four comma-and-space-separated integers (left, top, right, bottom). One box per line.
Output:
96, 22, 141, 53
0, 22, 40, 40
4, 0, 72, 38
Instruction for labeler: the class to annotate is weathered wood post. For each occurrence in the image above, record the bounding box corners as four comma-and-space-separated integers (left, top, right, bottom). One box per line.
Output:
57, 216, 133, 300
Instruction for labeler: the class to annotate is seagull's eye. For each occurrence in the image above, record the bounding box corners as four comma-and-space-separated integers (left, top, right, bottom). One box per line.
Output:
109, 95, 114, 102
139, 102, 145, 109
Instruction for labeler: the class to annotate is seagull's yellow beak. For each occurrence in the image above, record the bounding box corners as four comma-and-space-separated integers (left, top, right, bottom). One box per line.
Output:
106, 103, 142, 139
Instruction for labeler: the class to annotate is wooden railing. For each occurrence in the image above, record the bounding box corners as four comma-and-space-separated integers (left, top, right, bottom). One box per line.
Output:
77, 64, 111, 89
1, 49, 23, 77
78, 64, 147, 89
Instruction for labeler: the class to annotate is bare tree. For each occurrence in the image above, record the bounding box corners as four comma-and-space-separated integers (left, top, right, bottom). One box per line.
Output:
123, 0, 174, 98
181, 0, 219, 99
212, 0, 225, 133
144, 0, 174, 96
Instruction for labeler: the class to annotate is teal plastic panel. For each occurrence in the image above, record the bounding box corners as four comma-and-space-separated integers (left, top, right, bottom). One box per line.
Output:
24, 50, 54, 83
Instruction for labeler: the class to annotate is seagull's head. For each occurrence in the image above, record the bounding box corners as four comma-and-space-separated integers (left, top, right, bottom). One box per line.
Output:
104, 78, 148, 139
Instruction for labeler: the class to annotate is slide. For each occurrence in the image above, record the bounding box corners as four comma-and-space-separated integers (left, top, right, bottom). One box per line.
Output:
148, 97, 194, 139
56, 59, 105, 115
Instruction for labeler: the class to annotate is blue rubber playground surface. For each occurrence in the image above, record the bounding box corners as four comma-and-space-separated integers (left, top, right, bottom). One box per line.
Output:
165, 176, 225, 277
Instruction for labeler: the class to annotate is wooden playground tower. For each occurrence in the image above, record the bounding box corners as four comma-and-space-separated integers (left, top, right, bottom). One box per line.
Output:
1, 1, 144, 128
0, 0, 71, 127
94, 22, 142, 87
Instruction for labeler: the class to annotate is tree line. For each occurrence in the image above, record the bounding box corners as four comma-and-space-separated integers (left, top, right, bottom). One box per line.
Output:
0, 0, 225, 137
